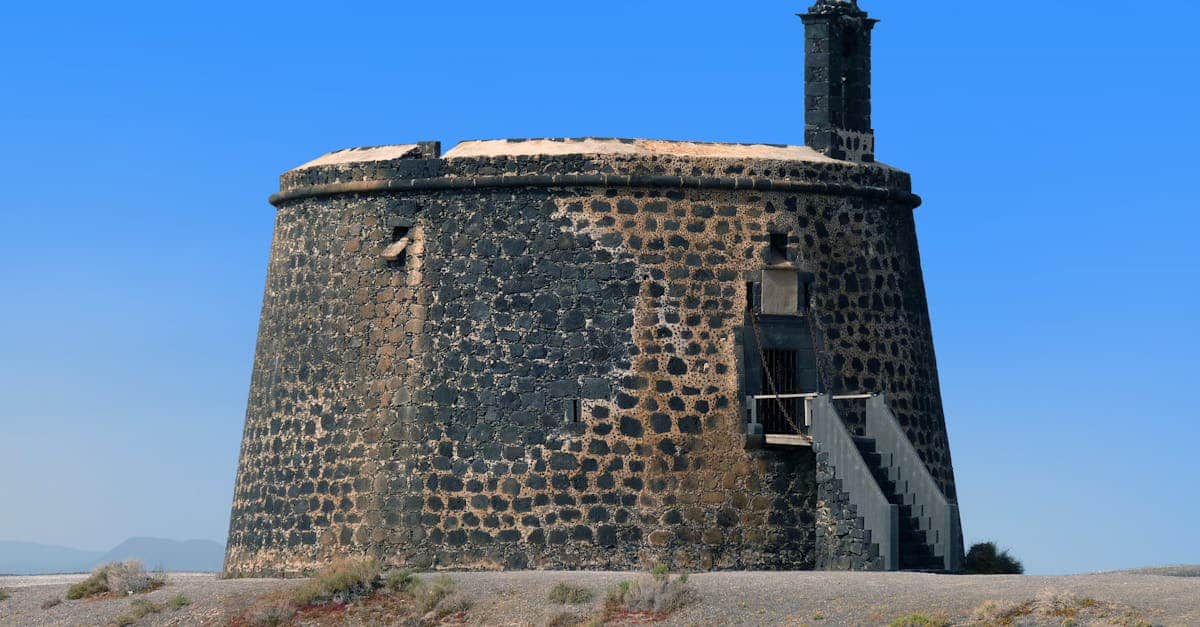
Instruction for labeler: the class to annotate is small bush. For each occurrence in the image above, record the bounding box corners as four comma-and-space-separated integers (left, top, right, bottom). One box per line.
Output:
291, 556, 381, 606
969, 600, 1013, 624
650, 564, 670, 580
548, 582, 594, 604
0, 589, 9, 602
888, 613, 949, 627
113, 598, 164, 626
106, 561, 165, 595
245, 600, 296, 626
606, 573, 697, 615
413, 574, 472, 619
605, 580, 631, 605
168, 593, 191, 611
385, 568, 418, 593
41, 597, 62, 610
547, 610, 586, 627
964, 542, 1024, 575
66, 567, 110, 600
65, 561, 163, 600
429, 590, 472, 619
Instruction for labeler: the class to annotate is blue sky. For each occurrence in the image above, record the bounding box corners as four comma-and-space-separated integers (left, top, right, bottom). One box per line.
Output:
0, 0, 1196, 575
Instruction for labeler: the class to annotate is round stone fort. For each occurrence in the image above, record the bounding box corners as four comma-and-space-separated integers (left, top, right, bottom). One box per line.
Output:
225, 2, 962, 576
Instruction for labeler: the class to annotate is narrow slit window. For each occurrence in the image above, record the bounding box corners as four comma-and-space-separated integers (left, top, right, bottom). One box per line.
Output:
564, 399, 581, 424
769, 232, 789, 262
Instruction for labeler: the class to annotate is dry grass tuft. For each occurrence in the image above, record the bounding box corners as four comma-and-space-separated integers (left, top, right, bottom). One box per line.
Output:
291, 557, 380, 606
967, 589, 1152, 626
113, 598, 164, 626
602, 571, 697, 622
41, 596, 62, 610
0, 589, 10, 602
888, 613, 950, 627
384, 568, 418, 593
548, 582, 594, 604
107, 561, 166, 595
415, 574, 472, 619
546, 609, 588, 627
242, 599, 296, 626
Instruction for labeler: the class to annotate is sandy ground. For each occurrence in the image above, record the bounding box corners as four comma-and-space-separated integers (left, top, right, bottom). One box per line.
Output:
1, 569, 1197, 626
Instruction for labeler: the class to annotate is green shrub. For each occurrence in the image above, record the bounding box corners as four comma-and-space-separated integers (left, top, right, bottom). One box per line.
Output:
66, 566, 111, 600
113, 598, 164, 626
964, 542, 1025, 575
548, 582, 594, 604
888, 613, 949, 627
0, 589, 10, 602
605, 580, 631, 605
291, 556, 381, 606
168, 593, 191, 610
415, 574, 471, 618
385, 568, 418, 593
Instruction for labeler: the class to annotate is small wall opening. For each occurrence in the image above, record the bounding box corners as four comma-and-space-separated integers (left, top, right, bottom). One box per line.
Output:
769, 232, 789, 263
383, 226, 411, 265
564, 399, 581, 424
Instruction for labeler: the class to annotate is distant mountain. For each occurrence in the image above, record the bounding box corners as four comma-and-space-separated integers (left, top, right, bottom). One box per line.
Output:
0, 540, 104, 575
0, 537, 225, 575
95, 537, 225, 572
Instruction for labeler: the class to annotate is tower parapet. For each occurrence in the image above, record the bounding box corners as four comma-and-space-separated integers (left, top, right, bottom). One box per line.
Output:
801, 0, 877, 162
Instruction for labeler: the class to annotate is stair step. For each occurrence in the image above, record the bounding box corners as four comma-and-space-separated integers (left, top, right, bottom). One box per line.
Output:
853, 437, 877, 454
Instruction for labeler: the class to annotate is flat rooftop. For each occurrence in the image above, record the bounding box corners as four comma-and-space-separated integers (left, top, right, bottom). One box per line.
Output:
442, 138, 838, 162
290, 138, 847, 172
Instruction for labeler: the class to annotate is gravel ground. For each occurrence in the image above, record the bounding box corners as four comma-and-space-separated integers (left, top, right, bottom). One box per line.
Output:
0, 573, 297, 626
1, 568, 1197, 626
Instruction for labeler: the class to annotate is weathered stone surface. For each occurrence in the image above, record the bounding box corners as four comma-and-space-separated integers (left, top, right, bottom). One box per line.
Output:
224, 142, 956, 575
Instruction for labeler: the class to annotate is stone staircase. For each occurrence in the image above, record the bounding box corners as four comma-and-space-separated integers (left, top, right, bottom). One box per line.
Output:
810, 394, 962, 572
853, 436, 945, 571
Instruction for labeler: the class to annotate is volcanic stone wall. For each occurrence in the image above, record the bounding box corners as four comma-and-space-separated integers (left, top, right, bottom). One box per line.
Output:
225, 146, 955, 575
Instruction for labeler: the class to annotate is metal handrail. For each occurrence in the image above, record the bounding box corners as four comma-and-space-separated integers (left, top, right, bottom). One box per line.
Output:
747, 393, 876, 430
749, 392, 874, 400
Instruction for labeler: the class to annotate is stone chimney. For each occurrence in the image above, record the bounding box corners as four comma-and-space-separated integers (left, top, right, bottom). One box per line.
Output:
800, 0, 878, 162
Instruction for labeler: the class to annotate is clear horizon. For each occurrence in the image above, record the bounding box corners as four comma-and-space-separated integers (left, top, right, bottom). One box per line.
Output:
1, 0, 1197, 575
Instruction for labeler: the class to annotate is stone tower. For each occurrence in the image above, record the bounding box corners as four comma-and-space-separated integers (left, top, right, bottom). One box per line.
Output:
225, 2, 963, 576
801, 0, 877, 162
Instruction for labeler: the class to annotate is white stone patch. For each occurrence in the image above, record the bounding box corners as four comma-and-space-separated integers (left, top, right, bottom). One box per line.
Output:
291, 144, 423, 171
444, 138, 840, 163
